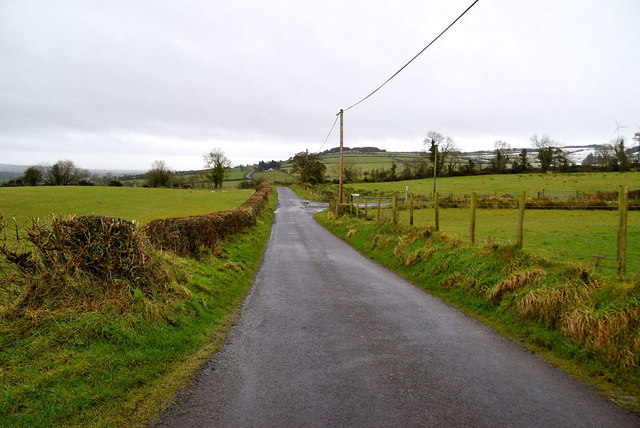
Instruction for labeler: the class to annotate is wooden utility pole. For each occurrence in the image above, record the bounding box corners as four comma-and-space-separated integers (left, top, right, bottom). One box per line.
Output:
339, 109, 344, 204
433, 145, 438, 198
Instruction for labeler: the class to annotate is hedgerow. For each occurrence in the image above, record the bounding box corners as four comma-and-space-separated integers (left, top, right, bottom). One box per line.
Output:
144, 183, 272, 257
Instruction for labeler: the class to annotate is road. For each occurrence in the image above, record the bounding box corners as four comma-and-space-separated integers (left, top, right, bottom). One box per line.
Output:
156, 187, 638, 427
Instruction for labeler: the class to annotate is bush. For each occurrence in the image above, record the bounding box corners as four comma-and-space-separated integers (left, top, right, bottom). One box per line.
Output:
109, 180, 123, 187
144, 183, 272, 257
0, 215, 167, 314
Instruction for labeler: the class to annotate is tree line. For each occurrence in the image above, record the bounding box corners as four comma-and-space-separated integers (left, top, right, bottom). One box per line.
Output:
2, 148, 235, 189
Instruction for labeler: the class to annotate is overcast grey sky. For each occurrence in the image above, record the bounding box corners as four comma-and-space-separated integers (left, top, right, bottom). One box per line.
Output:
1, 0, 638, 171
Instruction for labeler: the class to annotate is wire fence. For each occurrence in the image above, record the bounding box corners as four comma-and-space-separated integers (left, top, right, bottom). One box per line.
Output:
333, 187, 639, 277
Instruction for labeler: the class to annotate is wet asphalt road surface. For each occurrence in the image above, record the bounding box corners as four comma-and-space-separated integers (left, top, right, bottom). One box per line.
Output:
156, 187, 639, 427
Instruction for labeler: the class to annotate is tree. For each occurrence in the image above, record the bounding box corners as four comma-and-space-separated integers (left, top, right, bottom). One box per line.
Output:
340, 160, 361, 183
512, 149, 530, 173
423, 131, 457, 176
147, 160, 173, 187
531, 134, 557, 172
613, 138, 630, 171
596, 144, 615, 170
203, 149, 232, 189
22, 166, 42, 186
41, 160, 77, 185
491, 141, 510, 173
290, 150, 326, 188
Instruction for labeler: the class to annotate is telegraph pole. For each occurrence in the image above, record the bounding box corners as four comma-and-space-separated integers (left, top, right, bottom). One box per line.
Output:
339, 109, 344, 204
433, 144, 438, 197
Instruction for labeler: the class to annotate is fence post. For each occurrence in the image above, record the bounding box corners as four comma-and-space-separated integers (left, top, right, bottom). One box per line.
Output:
393, 193, 398, 224
356, 197, 360, 218
517, 191, 525, 249
618, 185, 628, 277
470, 192, 477, 245
364, 197, 368, 220
377, 196, 381, 222
409, 193, 414, 226
434, 191, 440, 231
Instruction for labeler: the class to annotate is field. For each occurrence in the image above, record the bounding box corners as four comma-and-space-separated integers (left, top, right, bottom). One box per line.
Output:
0, 186, 254, 226
322, 172, 640, 276
251, 170, 295, 184
338, 171, 640, 198
319, 152, 420, 179
377, 206, 640, 275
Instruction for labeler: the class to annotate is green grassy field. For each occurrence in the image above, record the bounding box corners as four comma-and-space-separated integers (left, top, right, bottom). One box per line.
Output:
251, 170, 295, 184
370, 206, 640, 275
320, 152, 421, 179
338, 171, 640, 197
0, 186, 254, 226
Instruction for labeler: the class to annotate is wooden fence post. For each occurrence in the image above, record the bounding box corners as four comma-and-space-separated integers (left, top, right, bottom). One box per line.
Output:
434, 191, 440, 231
393, 193, 398, 224
364, 197, 368, 220
356, 197, 360, 218
470, 192, 477, 245
618, 185, 628, 277
410, 193, 414, 226
377, 196, 381, 222
517, 191, 526, 249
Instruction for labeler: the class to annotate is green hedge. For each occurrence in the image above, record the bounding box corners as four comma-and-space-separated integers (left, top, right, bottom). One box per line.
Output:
144, 183, 272, 256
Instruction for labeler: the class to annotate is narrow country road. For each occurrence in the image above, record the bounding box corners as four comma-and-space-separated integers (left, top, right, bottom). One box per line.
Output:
156, 187, 638, 427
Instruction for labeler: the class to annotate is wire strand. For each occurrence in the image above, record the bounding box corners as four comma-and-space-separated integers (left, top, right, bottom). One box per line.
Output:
344, 0, 480, 111
315, 112, 341, 154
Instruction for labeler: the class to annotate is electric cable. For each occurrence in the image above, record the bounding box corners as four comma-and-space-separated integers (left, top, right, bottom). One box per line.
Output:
344, 0, 480, 112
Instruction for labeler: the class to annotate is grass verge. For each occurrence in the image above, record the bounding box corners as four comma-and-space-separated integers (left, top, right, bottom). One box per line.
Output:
315, 210, 640, 413
0, 190, 276, 426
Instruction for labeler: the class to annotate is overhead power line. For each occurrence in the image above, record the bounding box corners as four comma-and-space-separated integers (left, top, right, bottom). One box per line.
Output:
344, 0, 480, 112
315, 112, 340, 153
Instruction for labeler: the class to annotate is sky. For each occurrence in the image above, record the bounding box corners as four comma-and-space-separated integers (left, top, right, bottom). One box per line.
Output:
1, 0, 639, 171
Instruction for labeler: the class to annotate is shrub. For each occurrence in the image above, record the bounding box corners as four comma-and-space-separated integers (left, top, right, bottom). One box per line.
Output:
144, 183, 272, 257
0, 215, 167, 314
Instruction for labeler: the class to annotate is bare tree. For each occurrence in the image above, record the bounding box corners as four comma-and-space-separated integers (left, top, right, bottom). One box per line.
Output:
203, 149, 232, 189
147, 160, 173, 187
423, 131, 457, 175
491, 141, 510, 173
40, 160, 77, 185
531, 134, 558, 172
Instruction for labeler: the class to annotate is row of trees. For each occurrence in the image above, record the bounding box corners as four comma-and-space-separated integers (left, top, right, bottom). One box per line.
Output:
145, 149, 232, 189
330, 131, 639, 185
3, 160, 96, 187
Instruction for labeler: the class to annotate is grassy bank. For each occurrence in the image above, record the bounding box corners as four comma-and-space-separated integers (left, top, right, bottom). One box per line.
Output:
316, 211, 640, 412
0, 190, 276, 426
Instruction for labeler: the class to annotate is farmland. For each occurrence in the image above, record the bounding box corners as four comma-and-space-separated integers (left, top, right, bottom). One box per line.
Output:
0, 186, 254, 226
338, 171, 640, 198
315, 171, 640, 276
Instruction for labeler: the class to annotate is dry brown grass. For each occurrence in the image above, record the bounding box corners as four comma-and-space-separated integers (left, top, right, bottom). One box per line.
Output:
439, 272, 465, 290
488, 268, 547, 302
405, 250, 421, 267
563, 303, 640, 371
518, 282, 598, 328
346, 229, 358, 238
